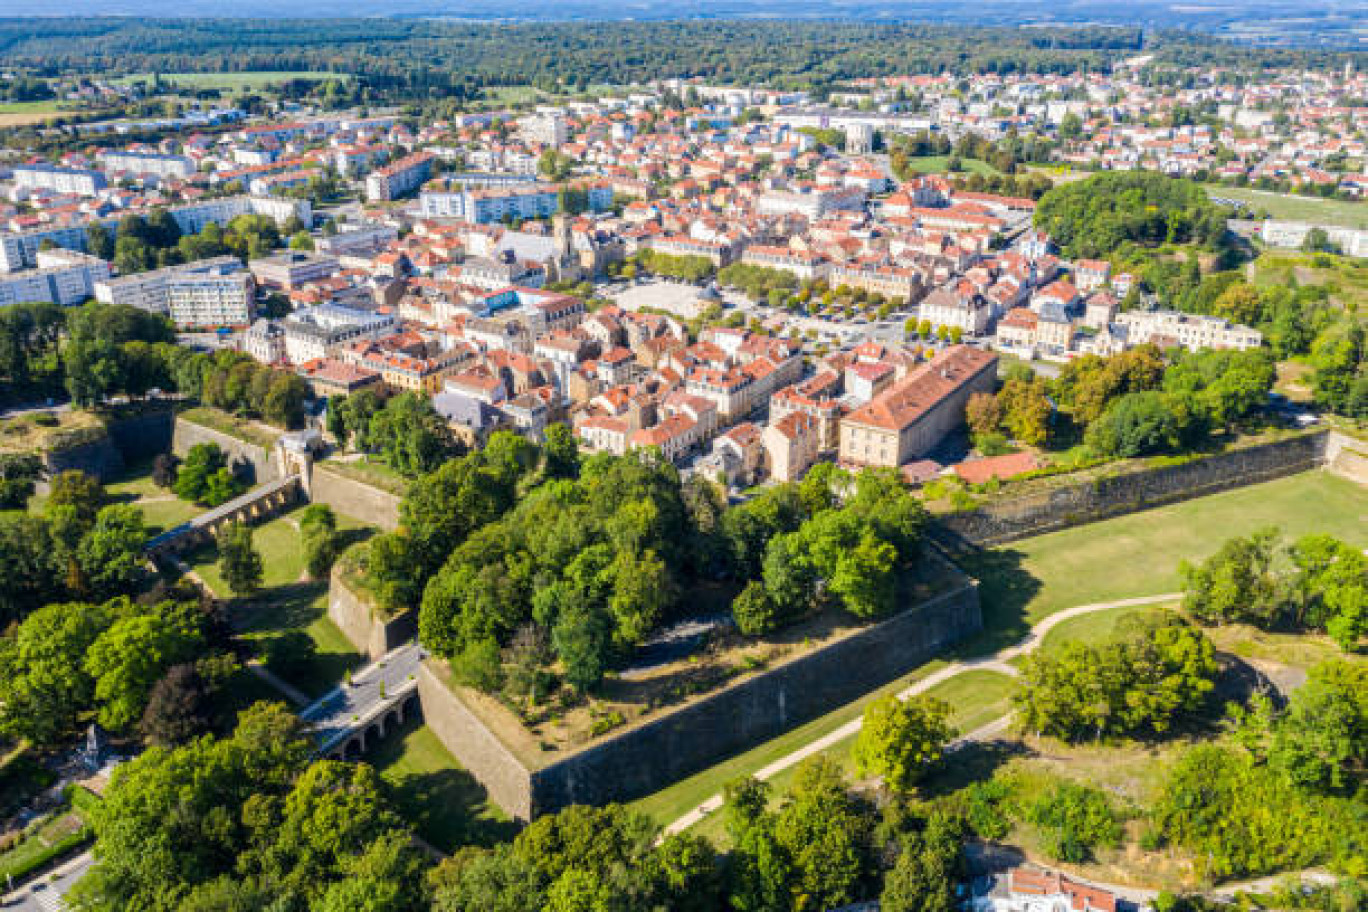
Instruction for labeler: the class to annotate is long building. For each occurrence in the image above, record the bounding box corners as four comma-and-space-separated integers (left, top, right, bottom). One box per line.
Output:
12, 164, 107, 196
420, 179, 612, 223
838, 344, 998, 468
0, 249, 110, 308
100, 152, 195, 179
364, 151, 435, 202
95, 255, 252, 328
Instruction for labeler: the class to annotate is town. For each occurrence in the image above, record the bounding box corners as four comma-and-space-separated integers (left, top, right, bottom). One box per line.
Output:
0, 19, 1364, 912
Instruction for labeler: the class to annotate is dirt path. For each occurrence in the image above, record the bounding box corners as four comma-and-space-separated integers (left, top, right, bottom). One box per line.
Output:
662, 592, 1180, 836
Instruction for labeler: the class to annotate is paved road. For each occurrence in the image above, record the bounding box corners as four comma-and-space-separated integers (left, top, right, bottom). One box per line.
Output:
663, 592, 1180, 836
2, 850, 93, 911
301, 640, 426, 752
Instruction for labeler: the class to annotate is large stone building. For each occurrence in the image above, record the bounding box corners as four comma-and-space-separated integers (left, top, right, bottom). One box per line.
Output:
838, 345, 997, 468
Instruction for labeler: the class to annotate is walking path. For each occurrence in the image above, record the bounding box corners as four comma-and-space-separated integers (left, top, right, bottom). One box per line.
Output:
663, 592, 1180, 835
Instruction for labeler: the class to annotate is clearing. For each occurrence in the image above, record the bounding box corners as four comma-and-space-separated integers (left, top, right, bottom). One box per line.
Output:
117, 72, 349, 93
1208, 185, 1367, 229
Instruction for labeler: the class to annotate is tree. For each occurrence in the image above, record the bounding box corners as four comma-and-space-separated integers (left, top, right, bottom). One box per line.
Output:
300, 503, 340, 579
85, 600, 206, 732
852, 694, 955, 792
997, 376, 1051, 446
174, 442, 246, 507
552, 598, 613, 694
45, 469, 104, 532
1085, 391, 1178, 458
1180, 527, 1279, 626
0, 601, 111, 746
152, 452, 178, 488
541, 422, 580, 479
0, 515, 61, 628
965, 391, 1003, 438
139, 662, 212, 747
263, 372, 308, 429
218, 522, 264, 596
732, 580, 779, 636
77, 504, 148, 600
881, 816, 962, 912
1024, 780, 1121, 863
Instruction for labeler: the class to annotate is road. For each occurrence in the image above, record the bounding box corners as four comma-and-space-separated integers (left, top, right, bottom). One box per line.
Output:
2, 850, 94, 911
301, 640, 426, 752
662, 592, 1180, 836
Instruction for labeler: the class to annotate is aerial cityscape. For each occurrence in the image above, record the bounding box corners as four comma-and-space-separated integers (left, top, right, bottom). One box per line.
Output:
0, 9, 1364, 912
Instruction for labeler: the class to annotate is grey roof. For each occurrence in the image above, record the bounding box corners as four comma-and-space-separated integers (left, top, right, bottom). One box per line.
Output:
432, 391, 503, 430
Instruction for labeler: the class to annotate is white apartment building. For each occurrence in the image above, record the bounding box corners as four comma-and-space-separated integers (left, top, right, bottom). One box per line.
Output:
520, 111, 568, 147
0, 249, 110, 308
12, 164, 107, 196
95, 255, 246, 324
166, 261, 255, 328
1, 195, 309, 273
1114, 309, 1263, 352
101, 152, 195, 179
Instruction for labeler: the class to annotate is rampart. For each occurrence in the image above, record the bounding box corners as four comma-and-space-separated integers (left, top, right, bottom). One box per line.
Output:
419, 570, 982, 820
937, 431, 1332, 547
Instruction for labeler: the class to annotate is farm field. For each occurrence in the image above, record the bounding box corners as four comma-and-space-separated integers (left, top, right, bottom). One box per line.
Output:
117, 71, 349, 92
0, 100, 68, 126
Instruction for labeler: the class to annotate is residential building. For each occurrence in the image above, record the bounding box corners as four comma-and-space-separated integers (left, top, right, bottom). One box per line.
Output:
165, 260, 256, 328
763, 411, 819, 482
1114, 309, 1263, 352
94, 255, 243, 317
12, 164, 106, 196
0, 249, 109, 308
364, 151, 435, 202
249, 251, 340, 291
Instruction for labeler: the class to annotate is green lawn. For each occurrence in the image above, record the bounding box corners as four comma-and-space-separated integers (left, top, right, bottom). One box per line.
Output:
0, 808, 88, 882
179, 407, 279, 448
363, 718, 516, 853
189, 508, 374, 698
1206, 185, 1368, 229
960, 471, 1368, 652
1038, 603, 1169, 656
0, 100, 67, 126
898, 155, 1002, 177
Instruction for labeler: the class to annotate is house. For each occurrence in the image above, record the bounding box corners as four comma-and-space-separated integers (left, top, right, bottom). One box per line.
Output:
763, 412, 819, 483
974, 867, 1126, 912
838, 345, 998, 468
1073, 258, 1112, 292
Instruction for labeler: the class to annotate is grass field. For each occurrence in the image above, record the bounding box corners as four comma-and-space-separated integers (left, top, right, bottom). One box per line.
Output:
363, 718, 515, 853
118, 71, 349, 93
961, 471, 1368, 651
1038, 603, 1167, 656
899, 155, 1002, 177
1207, 185, 1367, 229
0, 100, 69, 126
189, 508, 373, 698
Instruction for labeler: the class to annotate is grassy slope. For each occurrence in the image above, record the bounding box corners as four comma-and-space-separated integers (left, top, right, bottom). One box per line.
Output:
1207, 185, 1368, 229
362, 718, 516, 853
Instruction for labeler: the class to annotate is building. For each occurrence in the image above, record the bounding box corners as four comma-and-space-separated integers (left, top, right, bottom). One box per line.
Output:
95, 255, 243, 316
316, 224, 399, 257
838, 345, 998, 468
242, 319, 286, 364
282, 303, 397, 365
364, 151, 435, 202
520, 111, 569, 147
298, 358, 382, 398
975, 868, 1122, 912
1114, 309, 1262, 352
1, 195, 308, 272
249, 252, 340, 291
0, 249, 109, 308
101, 151, 195, 179
166, 260, 256, 328
12, 164, 107, 196
763, 411, 819, 482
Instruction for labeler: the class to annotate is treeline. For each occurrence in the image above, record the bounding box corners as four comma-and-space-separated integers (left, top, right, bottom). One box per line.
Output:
85, 209, 297, 275
966, 344, 1277, 459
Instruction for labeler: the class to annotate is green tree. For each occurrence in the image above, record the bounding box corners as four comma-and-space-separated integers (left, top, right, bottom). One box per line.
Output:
1085, 391, 1178, 458
77, 503, 148, 600
84, 600, 206, 732
1180, 527, 1279, 626
0, 514, 61, 627
852, 694, 955, 792
218, 522, 264, 596
732, 580, 779, 636
45, 469, 105, 532
299, 503, 340, 579
0, 601, 111, 746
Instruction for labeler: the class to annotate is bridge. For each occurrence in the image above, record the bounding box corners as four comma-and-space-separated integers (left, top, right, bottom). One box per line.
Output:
301, 641, 427, 759
145, 474, 301, 558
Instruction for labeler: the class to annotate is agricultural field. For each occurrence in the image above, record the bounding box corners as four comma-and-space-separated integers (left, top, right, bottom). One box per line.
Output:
0, 100, 69, 126
1207, 184, 1367, 229
116, 71, 350, 93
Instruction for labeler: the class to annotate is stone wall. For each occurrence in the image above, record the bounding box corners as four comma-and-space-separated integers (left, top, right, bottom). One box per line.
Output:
172, 416, 279, 485
1324, 430, 1368, 485
310, 465, 402, 531
417, 662, 537, 820
41, 437, 124, 483
938, 432, 1330, 547
328, 563, 416, 660
106, 409, 175, 463
419, 572, 982, 820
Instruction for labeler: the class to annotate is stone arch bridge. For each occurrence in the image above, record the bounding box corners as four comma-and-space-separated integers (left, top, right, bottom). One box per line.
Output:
145, 474, 301, 559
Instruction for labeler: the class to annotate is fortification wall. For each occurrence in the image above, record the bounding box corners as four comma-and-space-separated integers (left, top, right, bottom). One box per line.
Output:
1324, 430, 1368, 485
419, 571, 981, 820
328, 563, 416, 660
310, 465, 402, 531
171, 417, 278, 485
937, 432, 1329, 547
